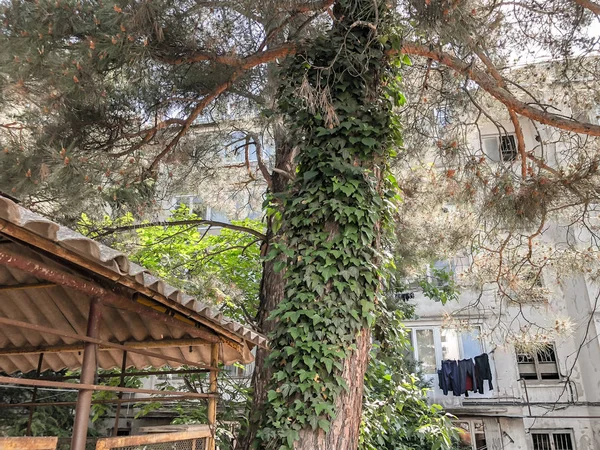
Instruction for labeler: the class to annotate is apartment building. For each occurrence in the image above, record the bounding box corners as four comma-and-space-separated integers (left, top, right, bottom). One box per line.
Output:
405, 267, 600, 450
404, 67, 600, 450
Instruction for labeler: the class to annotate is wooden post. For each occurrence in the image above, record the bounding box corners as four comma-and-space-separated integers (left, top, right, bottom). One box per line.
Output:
71, 298, 102, 450
112, 351, 128, 436
207, 343, 219, 450
25, 353, 44, 436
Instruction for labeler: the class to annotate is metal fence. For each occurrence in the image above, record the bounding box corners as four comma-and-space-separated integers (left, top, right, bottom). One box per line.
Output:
94, 430, 211, 450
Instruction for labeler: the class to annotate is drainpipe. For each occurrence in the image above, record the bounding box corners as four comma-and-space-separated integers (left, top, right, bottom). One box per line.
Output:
518, 378, 532, 417
497, 418, 506, 449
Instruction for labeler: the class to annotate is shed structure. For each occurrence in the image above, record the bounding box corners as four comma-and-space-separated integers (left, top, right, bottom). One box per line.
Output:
0, 195, 266, 450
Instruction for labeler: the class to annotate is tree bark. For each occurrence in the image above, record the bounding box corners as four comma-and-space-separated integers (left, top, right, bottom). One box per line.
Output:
295, 329, 371, 450
236, 125, 295, 450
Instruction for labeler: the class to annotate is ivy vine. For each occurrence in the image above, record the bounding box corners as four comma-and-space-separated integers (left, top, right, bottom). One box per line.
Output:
257, 1, 406, 448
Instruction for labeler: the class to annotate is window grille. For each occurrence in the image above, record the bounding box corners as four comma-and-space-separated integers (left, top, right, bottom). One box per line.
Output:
533, 433, 552, 450
553, 433, 574, 450
532, 431, 574, 450
499, 135, 517, 161
517, 344, 559, 380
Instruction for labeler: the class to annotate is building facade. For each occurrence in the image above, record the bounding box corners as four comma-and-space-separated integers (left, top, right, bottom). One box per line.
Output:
405, 76, 600, 449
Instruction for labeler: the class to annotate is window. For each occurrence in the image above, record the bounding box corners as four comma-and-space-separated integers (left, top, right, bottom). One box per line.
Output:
408, 326, 483, 375
225, 131, 259, 163
455, 419, 487, 450
427, 259, 455, 287
499, 134, 517, 161
224, 358, 255, 379
531, 431, 574, 450
517, 344, 559, 380
435, 106, 451, 128
482, 134, 517, 162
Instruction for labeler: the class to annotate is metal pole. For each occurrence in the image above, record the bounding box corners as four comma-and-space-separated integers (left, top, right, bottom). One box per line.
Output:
518, 378, 532, 417
71, 298, 102, 450
25, 352, 44, 436
207, 343, 219, 450
112, 351, 128, 437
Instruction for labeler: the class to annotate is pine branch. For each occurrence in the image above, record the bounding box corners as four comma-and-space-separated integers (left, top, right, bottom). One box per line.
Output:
572, 0, 600, 15
147, 45, 297, 172
157, 43, 296, 67
400, 43, 600, 136
474, 47, 528, 178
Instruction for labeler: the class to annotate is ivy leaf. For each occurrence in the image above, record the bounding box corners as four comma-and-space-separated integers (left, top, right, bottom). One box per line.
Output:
318, 419, 330, 433
303, 355, 316, 370
267, 390, 278, 402
314, 402, 329, 415
304, 170, 319, 183
361, 137, 377, 147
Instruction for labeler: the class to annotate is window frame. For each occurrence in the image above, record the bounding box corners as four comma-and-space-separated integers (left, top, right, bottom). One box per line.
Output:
530, 429, 575, 450
481, 133, 518, 162
407, 325, 484, 376
435, 106, 451, 128
426, 259, 456, 287
453, 419, 487, 450
516, 343, 560, 381
172, 195, 210, 218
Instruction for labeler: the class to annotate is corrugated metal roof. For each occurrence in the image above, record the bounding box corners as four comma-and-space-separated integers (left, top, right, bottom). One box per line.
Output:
0, 196, 267, 374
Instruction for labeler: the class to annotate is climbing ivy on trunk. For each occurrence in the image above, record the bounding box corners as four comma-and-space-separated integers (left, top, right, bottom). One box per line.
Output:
257, 1, 404, 448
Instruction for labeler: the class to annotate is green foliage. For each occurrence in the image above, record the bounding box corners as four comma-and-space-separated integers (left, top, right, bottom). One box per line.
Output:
0, 370, 77, 437
0, 0, 164, 214
90, 368, 143, 423
419, 266, 459, 305
257, 1, 406, 447
132, 207, 263, 322
360, 300, 455, 450
79, 206, 264, 322
7, 405, 76, 438
169, 369, 253, 450
80, 204, 455, 449
0, 0, 260, 219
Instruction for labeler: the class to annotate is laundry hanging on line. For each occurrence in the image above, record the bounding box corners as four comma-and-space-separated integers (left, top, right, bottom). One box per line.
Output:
437, 352, 493, 396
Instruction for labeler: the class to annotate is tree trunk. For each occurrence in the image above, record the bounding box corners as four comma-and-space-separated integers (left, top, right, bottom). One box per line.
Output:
245, 2, 396, 449
295, 329, 371, 450
236, 125, 295, 450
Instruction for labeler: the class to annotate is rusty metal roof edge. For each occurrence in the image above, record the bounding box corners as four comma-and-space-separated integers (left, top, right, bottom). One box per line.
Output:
0, 197, 267, 348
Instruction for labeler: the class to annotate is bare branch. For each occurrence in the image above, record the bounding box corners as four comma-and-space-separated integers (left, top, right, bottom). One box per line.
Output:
474, 48, 528, 178
248, 132, 273, 189
92, 219, 266, 240
147, 45, 297, 172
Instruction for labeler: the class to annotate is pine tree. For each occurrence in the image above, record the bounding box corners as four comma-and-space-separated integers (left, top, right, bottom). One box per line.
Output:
2, 1, 600, 449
